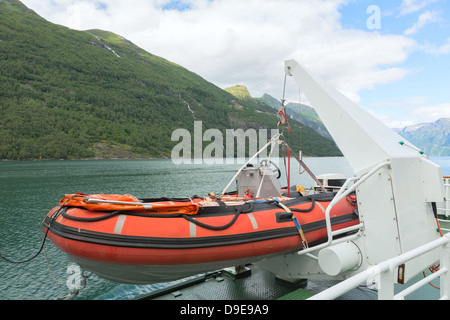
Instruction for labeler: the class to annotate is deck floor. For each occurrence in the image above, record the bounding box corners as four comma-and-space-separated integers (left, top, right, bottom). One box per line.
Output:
135, 264, 379, 300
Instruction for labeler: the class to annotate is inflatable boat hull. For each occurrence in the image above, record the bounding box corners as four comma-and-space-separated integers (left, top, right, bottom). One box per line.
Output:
44, 193, 359, 284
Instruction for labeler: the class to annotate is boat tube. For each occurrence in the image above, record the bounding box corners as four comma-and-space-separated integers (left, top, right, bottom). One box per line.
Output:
43, 191, 359, 284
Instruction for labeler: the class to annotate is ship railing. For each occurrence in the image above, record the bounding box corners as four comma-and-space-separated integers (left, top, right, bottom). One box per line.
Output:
296, 160, 391, 257
308, 232, 450, 300
437, 176, 450, 232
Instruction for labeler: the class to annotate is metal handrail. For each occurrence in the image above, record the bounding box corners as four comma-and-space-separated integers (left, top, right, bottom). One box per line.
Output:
308, 233, 450, 300
309, 175, 450, 300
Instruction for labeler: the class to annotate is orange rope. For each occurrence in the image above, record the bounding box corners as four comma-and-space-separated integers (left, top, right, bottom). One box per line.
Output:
422, 218, 444, 289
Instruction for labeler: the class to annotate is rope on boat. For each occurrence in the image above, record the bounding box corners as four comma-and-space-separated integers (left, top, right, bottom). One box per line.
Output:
290, 198, 316, 213
0, 195, 75, 264
0, 229, 51, 264
61, 208, 123, 222
182, 202, 255, 230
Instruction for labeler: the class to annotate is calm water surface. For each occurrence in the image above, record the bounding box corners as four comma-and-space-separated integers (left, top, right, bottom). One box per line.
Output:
0, 157, 448, 300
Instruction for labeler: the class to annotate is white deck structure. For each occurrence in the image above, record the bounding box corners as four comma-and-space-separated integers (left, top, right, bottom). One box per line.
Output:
256, 60, 446, 297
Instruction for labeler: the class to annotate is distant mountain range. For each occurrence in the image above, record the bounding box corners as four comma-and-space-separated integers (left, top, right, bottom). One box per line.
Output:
394, 118, 450, 156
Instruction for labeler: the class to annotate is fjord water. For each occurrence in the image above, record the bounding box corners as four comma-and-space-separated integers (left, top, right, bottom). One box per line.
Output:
0, 157, 449, 300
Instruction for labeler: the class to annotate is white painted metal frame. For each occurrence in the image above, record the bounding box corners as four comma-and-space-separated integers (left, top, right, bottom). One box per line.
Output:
295, 160, 391, 257
281, 59, 444, 283
220, 133, 281, 196
438, 176, 450, 220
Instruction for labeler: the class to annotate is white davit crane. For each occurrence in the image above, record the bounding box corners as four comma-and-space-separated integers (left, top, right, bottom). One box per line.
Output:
256, 60, 445, 284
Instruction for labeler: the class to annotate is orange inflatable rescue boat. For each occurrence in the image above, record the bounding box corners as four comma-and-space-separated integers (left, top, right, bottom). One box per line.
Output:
43, 190, 359, 284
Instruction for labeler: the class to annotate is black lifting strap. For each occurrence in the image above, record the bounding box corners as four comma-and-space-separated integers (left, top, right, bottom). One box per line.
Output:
182, 202, 254, 231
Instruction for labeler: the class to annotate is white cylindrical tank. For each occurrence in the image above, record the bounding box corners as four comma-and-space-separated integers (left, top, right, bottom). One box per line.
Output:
318, 242, 361, 276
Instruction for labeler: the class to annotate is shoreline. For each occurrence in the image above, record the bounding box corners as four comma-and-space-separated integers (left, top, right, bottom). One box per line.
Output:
0, 156, 163, 162
0, 155, 349, 162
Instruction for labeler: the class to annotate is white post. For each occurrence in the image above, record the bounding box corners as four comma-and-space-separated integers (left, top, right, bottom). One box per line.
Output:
445, 177, 450, 218
441, 234, 450, 299
378, 268, 394, 300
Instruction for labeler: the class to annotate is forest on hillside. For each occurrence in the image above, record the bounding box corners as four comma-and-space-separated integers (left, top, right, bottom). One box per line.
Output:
0, 0, 341, 160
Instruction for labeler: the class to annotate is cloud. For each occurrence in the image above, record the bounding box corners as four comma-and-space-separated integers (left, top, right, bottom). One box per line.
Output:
367, 110, 417, 129
398, 0, 438, 16
23, 0, 162, 32
404, 10, 440, 35
125, 0, 415, 103
368, 97, 450, 128
22, 0, 416, 105
370, 96, 429, 109
411, 103, 450, 121
424, 37, 450, 55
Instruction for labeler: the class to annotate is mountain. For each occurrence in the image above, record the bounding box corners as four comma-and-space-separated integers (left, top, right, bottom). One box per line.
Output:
395, 118, 450, 156
224, 85, 253, 100
223, 87, 342, 157
261, 91, 450, 157
258, 93, 282, 110
284, 103, 333, 140
257, 94, 332, 140
0, 0, 341, 160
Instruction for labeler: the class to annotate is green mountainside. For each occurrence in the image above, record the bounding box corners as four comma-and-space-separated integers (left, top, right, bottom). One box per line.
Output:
257, 94, 332, 139
0, 0, 341, 160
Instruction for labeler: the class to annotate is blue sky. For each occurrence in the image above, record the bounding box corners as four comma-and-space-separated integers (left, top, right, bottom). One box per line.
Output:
338, 0, 450, 126
21, 0, 450, 128
161, 0, 192, 11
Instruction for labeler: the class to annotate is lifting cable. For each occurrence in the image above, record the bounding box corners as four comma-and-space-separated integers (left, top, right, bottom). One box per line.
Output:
278, 74, 292, 196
